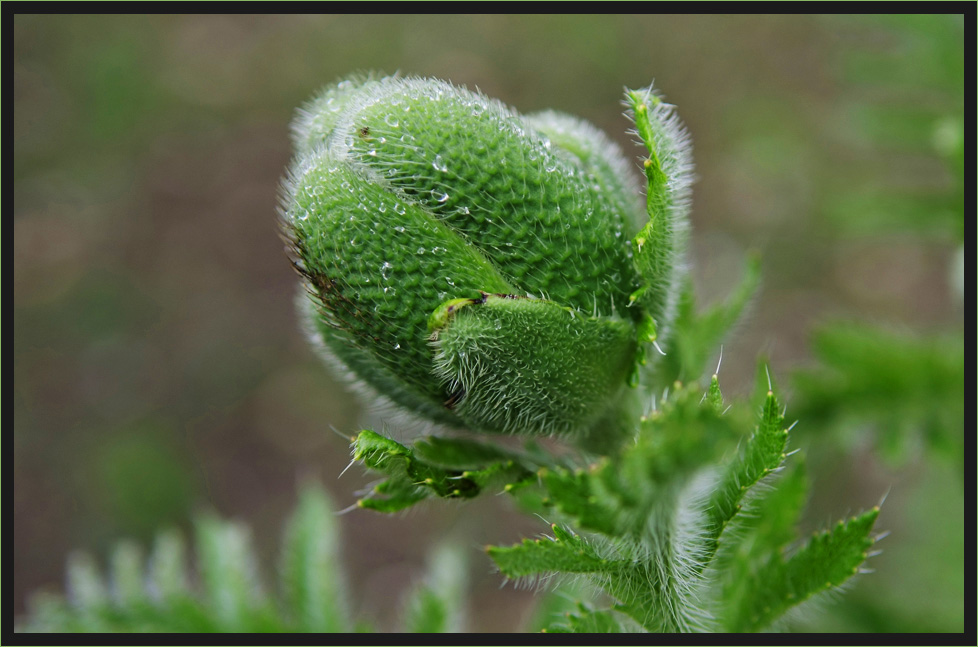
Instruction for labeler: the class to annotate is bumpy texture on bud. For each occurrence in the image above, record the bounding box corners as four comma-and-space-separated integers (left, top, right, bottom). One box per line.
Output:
281, 74, 690, 439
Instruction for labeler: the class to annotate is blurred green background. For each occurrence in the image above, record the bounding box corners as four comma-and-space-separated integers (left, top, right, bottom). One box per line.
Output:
14, 14, 964, 632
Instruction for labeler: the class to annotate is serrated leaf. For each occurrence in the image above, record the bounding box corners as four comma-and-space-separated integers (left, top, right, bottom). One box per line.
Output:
624, 86, 692, 330
715, 462, 809, 628
703, 387, 790, 564
727, 508, 880, 632
542, 384, 738, 541
488, 525, 616, 578
353, 429, 535, 511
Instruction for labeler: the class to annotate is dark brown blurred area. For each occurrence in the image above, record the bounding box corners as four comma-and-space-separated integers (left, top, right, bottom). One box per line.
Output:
13, 14, 963, 632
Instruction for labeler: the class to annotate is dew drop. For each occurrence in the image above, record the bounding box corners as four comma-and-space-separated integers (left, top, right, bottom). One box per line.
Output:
384, 114, 400, 127
432, 155, 448, 173
417, 247, 426, 254
394, 203, 406, 215
431, 190, 450, 203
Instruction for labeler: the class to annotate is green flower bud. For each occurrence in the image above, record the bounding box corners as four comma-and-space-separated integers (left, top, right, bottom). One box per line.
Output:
281, 74, 690, 439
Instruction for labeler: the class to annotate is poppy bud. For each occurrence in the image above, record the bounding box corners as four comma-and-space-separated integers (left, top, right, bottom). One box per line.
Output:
281, 74, 689, 439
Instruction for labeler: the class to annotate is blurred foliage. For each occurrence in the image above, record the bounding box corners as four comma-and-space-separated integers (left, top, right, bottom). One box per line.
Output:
20, 485, 351, 633
823, 14, 963, 243
14, 13, 964, 633
19, 484, 468, 633
792, 13, 965, 463
793, 323, 964, 467
786, 13, 965, 634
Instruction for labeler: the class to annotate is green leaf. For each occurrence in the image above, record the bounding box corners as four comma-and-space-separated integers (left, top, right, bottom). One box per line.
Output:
411, 434, 525, 470
352, 429, 535, 512
726, 507, 880, 632
706, 385, 790, 547
280, 484, 349, 632
488, 525, 617, 578
715, 462, 809, 630
540, 382, 738, 540
625, 86, 692, 332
